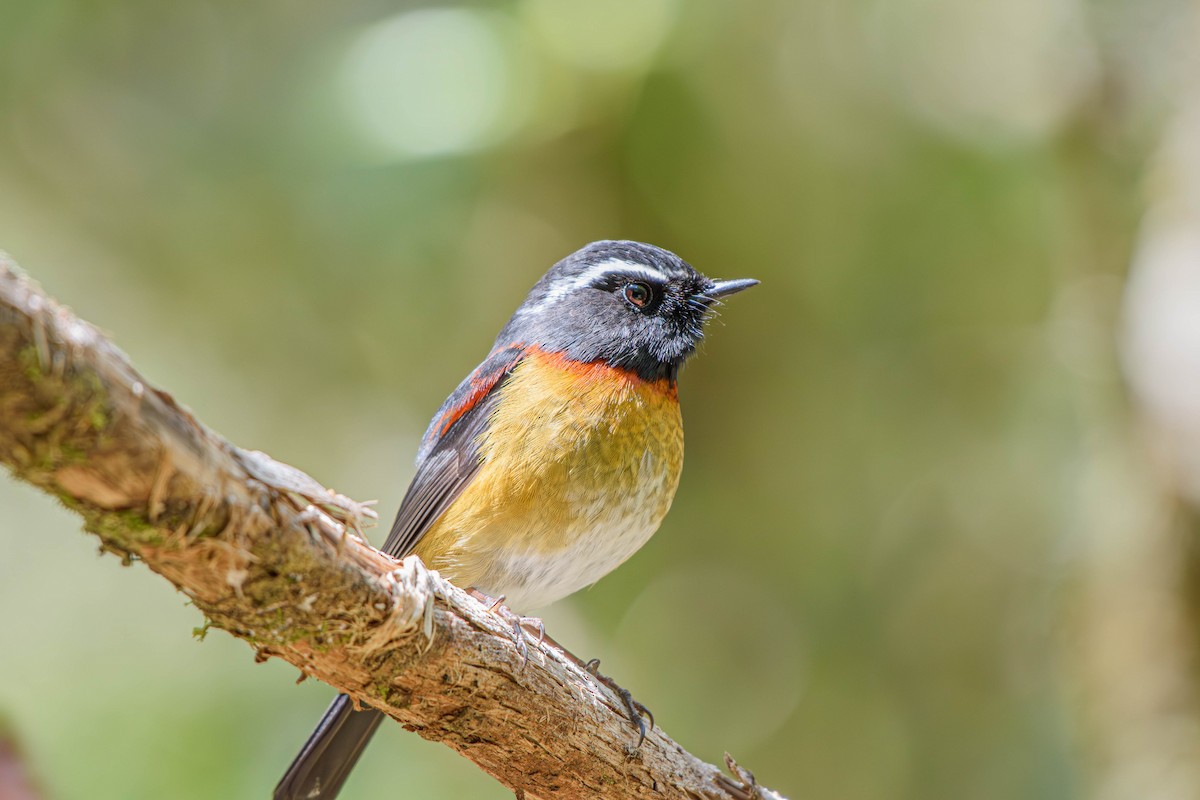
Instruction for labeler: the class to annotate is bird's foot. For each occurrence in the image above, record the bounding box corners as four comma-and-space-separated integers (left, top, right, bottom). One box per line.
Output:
468, 589, 545, 667
715, 753, 762, 800
584, 658, 654, 747
503, 612, 547, 667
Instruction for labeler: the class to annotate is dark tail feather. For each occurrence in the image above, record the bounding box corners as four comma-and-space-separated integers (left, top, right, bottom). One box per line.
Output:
274, 694, 384, 800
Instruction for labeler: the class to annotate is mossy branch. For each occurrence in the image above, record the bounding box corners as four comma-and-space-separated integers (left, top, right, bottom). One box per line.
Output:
0, 254, 784, 800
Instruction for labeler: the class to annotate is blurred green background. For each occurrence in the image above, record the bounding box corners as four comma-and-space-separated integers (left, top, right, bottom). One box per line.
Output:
2, 1, 1198, 798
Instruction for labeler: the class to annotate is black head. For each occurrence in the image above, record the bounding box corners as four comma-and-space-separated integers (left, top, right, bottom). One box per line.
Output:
496, 240, 757, 382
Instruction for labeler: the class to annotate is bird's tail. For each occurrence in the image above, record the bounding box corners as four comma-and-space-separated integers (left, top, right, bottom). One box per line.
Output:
274, 694, 384, 800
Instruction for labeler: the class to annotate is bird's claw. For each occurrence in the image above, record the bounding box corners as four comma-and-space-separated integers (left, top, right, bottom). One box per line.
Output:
510, 615, 546, 667
714, 753, 761, 800
585, 658, 654, 747
468, 589, 650, 742
470, 589, 544, 668
509, 616, 529, 665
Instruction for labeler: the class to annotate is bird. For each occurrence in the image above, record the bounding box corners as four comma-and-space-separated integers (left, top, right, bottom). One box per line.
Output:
274, 240, 757, 799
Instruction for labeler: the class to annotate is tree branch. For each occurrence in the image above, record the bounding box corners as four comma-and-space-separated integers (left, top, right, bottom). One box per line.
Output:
0, 254, 784, 800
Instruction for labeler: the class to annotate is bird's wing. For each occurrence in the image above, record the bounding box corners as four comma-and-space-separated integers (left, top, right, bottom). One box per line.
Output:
380, 344, 525, 558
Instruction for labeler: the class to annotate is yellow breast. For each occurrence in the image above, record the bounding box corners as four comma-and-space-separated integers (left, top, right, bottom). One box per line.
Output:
413, 349, 684, 610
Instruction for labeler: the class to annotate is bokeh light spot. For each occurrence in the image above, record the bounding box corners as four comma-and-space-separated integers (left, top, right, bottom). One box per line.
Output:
522, 0, 680, 73
340, 9, 518, 159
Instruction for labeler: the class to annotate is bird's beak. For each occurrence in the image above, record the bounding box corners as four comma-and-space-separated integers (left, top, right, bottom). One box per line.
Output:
703, 278, 760, 299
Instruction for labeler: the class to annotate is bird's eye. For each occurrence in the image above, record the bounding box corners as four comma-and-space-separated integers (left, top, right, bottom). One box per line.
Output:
623, 282, 653, 309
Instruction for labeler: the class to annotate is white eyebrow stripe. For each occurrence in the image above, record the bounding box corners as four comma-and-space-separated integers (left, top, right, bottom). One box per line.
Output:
519, 258, 669, 316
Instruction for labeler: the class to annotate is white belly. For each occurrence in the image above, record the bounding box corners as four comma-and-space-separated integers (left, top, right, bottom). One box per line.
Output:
474, 458, 673, 610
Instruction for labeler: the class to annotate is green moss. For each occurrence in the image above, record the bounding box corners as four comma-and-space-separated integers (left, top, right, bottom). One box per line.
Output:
187, 522, 220, 539
371, 681, 397, 703
82, 509, 167, 554
88, 404, 108, 431
58, 443, 87, 464
74, 371, 110, 432
17, 344, 41, 381
10, 349, 114, 477
56, 491, 82, 511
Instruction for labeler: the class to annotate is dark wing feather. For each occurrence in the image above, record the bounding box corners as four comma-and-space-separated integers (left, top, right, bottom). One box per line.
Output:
275, 347, 523, 800
380, 344, 524, 558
